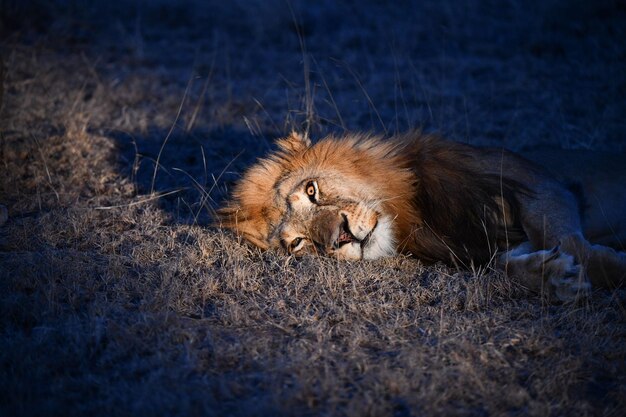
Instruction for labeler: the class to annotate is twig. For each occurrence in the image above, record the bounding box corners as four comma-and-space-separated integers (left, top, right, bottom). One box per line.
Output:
93, 188, 186, 210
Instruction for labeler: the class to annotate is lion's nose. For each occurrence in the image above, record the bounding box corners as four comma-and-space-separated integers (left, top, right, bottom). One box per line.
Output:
309, 210, 343, 251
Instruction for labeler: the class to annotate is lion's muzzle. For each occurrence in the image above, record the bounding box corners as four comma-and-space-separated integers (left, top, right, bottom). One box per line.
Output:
309, 211, 356, 252
307, 206, 378, 260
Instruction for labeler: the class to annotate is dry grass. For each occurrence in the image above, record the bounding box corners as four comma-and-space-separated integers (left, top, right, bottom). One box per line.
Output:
1, 1, 625, 416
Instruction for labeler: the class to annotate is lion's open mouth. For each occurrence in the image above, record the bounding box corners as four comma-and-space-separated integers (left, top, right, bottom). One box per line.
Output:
335, 217, 377, 250
336, 220, 359, 247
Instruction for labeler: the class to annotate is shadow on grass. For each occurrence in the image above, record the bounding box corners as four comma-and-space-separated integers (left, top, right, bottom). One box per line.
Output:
108, 127, 275, 225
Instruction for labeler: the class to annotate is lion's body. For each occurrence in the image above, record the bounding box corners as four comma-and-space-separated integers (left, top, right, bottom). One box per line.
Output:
220, 132, 626, 301
523, 149, 626, 248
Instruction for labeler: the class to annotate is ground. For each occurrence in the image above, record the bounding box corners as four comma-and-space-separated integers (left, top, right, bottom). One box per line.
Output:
1, 0, 625, 416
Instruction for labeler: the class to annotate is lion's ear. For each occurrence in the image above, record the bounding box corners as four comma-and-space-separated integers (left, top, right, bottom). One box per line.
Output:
275, 131, 311, 154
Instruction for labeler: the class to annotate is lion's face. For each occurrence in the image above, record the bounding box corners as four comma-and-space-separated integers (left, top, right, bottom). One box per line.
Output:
267, 174, 396, 260
220, 132, 417, 260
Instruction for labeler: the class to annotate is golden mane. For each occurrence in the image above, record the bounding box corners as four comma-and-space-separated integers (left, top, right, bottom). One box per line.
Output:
219, 131, 528, 264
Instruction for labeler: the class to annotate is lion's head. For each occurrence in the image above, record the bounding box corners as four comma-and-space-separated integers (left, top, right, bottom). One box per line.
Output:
219, 132, 418, 260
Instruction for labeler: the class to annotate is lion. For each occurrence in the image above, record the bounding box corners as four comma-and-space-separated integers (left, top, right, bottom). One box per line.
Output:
219, 131, 626, 301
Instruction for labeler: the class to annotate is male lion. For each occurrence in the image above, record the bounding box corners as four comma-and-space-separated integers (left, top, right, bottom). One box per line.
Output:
219, 132, 626, 301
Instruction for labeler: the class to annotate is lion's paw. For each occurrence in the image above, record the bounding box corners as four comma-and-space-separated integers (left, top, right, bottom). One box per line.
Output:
502, 245, 591, 302
544, 249, 591, 303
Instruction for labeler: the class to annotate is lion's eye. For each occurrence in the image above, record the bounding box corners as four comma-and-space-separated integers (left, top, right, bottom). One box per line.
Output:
305, 180, 318, 203
289, 237, 305, 253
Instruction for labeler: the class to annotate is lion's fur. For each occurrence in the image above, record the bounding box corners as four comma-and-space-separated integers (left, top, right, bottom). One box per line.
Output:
220, 131, 626, 297
219, 132, 417, 255
220, 132, 523, 262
